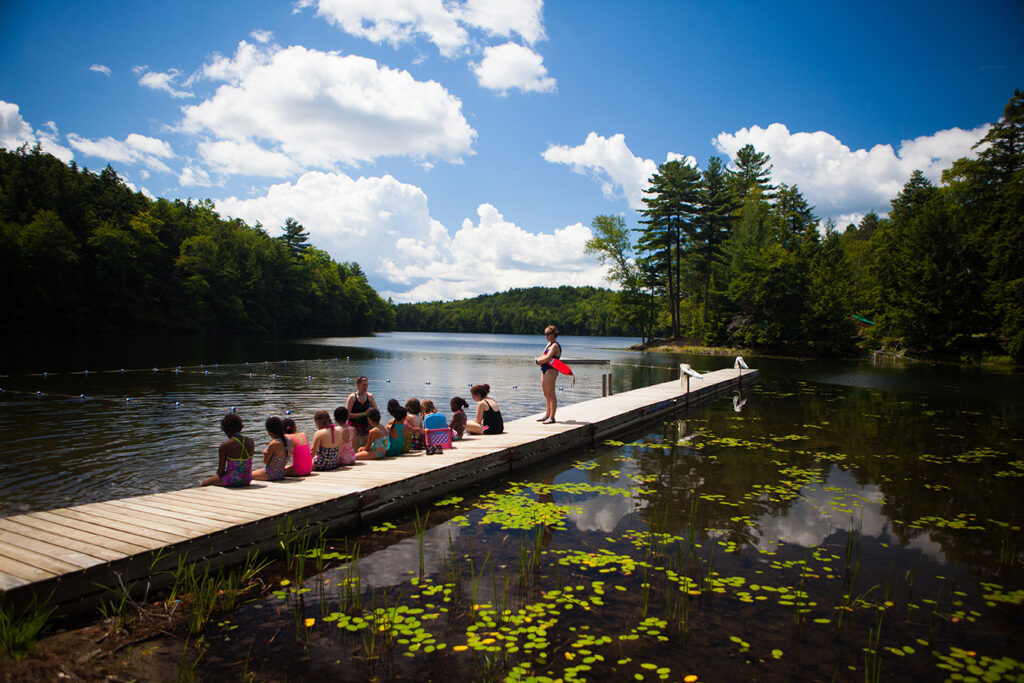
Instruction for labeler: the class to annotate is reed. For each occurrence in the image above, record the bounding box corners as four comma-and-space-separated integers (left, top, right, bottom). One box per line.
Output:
863, 613, 883, 683
0, 597, 54, 660
414, 507, 430, 578
174, 634, 206, 683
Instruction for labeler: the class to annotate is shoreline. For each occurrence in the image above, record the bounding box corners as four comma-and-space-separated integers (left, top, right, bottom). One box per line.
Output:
629, 340, 1019, 369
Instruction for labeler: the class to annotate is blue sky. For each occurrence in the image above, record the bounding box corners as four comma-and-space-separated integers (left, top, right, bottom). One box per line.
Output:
2, 1, 1022, 302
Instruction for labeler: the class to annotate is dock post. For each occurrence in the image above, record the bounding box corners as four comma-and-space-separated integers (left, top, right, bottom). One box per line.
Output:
602, 373, 608, 397
607, 373, 613, 395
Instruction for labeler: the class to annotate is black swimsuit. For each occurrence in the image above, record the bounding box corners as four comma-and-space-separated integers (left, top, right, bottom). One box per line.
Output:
349, 394, 371, 435
540, 342, 561, 374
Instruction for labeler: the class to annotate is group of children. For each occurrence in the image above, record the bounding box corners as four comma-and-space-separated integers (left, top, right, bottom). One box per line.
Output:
201, 389, 495, 489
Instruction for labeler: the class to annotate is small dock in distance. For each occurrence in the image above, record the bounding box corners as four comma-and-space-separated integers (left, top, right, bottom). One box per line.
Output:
0, 367, 758, 615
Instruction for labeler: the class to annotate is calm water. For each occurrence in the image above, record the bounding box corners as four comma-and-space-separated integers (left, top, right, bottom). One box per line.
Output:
184, 350, 1022, 682
0, 332, 667, 515
3, 333, 1023, 679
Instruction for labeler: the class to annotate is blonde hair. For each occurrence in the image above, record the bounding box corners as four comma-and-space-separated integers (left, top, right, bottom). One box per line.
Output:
421, 399, 437, 414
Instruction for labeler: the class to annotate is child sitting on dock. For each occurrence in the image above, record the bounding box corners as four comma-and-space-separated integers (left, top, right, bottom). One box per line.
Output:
466, 384, 503, 435
253, 416, 289, 481
405, 397, 425, 450
332, 406, 357, 465
282, 418, 312, 476
201, 414, 255, 488
422, 398, 437, 418
355, 408, 388, 460
385, 399, 411, 457
311, 410, 343, 471
449, 396, 468, 440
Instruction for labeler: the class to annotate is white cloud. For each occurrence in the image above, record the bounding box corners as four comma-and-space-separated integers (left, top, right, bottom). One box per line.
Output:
67, 132, 174, 172
179, 165, 213, 187
383, 204, 608, 302
307, 0, 545, 57
472, 42, 555, 94
249, 29, 274, 43
0, 100, 73, 162
181, 42, 476, 172
0, 101, 36, 150
198, 139, 301, 177
89, 64, 112, 77
216, 170, 434, 245
712, 122, 990, 220
215, 170, 608, 302
137, 68, 194, 98
314, 0, 469, 57
543, 132, 691, 210
459, 0, 545, 44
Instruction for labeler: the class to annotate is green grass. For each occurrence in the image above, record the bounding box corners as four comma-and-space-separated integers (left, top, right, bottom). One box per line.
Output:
0, 598, 54, 660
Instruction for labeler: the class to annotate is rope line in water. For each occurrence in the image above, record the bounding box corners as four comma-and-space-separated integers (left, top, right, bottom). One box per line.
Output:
3, 355, 691, 381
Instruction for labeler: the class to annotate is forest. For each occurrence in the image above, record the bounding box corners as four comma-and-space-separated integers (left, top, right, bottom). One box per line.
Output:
0, 147, 393, 335
579, 89, 1024, 362
3, 90, 1020, 362
393, 286, 633, 336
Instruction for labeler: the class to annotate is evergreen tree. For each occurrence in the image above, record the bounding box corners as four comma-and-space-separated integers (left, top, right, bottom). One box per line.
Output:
730, 144, 775, 200
693, 156, 738, 326
943, 89, 1024, 360
279, 217, 310, 255
638, 159, 703, 339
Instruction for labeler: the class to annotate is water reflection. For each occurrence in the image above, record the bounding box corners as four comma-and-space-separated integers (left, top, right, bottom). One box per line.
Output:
193, 356, 1022, 682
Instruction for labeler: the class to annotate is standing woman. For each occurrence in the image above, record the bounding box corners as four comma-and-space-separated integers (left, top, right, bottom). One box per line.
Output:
535, 325, 561, 424
345, 376, 378, 449
465, 384, 504, 435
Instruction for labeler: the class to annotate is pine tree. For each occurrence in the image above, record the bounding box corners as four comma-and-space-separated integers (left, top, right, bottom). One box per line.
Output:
279, 217, 310, 256
730, 144, 775, 200
638, 160, 703, 339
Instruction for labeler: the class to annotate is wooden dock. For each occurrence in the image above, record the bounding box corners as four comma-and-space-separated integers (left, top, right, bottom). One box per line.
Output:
0, 367, 757, 616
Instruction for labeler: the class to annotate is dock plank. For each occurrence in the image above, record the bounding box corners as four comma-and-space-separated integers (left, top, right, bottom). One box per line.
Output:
0, 538, 90, 575
0, 519, 127, 562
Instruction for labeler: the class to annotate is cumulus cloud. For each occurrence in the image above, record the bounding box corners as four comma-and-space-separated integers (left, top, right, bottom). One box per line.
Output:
0, 100, 73, 162
215, 170, 608, 302
713, 122, 990, 220
89, 64, 112, 77
197, 139, 301, 177
306, 0, 544, 57
179, 165, 213, 187
543, 132, 691, 210
461, 0, 545, 44
67, 132, 175, 172
181, 41, 476, 174
472, 42, 555, 94
383, 204, 607, 301
137, 68, 194, 98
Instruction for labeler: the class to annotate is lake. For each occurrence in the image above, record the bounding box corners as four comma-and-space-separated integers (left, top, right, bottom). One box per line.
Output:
2, 333, 1022, 680
0, 332, 665, 515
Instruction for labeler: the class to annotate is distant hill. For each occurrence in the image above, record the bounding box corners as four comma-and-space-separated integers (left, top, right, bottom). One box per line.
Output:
393, 285, 639, 337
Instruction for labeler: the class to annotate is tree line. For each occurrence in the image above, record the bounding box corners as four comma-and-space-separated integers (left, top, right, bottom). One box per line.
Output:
393, 286, 636, 337
0, 146, 393, 335
587, 90, 1024, 362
